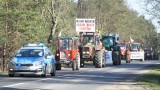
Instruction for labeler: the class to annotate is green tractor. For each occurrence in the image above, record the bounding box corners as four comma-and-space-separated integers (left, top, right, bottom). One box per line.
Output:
101, 34, 121, 65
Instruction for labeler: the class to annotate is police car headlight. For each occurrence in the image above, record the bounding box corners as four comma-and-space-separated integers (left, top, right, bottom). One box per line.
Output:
35, 61, 43, 66
83, 52, 86, 54
86, 52, 89, 54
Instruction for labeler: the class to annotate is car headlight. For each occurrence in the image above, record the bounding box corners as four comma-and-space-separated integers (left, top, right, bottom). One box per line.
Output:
35, 61, 43, 66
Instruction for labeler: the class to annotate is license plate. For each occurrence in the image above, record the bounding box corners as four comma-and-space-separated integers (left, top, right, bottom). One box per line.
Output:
19, 67, 29, 70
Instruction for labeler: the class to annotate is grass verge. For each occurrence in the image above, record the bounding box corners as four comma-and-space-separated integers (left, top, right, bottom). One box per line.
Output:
0, 70, 7, 75
136, 64, 160, 90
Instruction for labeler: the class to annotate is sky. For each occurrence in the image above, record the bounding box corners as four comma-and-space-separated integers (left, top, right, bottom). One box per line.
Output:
126, 0, 160, 33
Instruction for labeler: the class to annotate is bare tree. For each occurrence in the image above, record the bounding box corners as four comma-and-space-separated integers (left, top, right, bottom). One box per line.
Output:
142, 0, 160, 19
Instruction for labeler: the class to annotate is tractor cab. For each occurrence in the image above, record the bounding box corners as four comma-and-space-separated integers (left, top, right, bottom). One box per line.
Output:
130, 43, 140, 51
101, 34, 119, 51
101, 33, 121, 65
55, 37, 80, 71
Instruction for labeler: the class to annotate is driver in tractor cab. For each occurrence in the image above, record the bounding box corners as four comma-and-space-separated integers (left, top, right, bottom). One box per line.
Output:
86, 38, 94, 46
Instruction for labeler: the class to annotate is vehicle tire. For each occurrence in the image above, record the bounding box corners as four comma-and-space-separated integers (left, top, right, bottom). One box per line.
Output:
42, 66, 46, 77
9, 74, 15, 77
56, 63, 61, 70
72, 60, 76, 71
126, 55, 130, 63
20, 74, 24, 77
95, 50, 103, 68
51, 64, 56, 76
80, 60, 84, 67
93, 60, 95, 66
112, 51, 119, 65
102, 50, 106, 67
75, 53, 80, 70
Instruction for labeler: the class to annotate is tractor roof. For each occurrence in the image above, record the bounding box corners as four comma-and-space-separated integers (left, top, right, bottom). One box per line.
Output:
102, 34, 119, 38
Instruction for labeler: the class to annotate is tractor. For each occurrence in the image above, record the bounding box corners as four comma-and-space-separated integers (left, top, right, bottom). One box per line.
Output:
118, 42, 128, 60
126, 43, 144, 63
55, 37, 80, 71
101, 34, 121, 65
78, 32, 105, 68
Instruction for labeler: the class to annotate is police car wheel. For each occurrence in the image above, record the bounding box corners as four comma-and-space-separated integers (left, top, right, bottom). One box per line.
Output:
42, 66, 46, 77
51, 65, 56, 76
9, 74, 15, 77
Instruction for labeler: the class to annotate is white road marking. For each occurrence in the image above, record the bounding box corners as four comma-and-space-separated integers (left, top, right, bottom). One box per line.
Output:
2, 83, 24, 87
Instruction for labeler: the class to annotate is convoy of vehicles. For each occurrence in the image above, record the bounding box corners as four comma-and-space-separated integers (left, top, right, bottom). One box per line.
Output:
8, 43, 56, 77
55, 37, 80, 71
7, 18, 146, 77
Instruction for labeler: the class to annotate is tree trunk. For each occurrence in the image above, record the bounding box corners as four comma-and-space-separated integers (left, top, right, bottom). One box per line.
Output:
48, 16, 57, 44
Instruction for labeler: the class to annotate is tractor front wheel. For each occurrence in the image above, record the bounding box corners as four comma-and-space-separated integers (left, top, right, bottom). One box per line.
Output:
72, 60, 76, 71
95, 50, 103, 68
112, 51, 120, 65
75, 53, 80, 70
56, 63, 61, 70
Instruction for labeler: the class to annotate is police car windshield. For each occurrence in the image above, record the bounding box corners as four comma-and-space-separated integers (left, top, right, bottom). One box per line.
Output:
15, 49, 44, 57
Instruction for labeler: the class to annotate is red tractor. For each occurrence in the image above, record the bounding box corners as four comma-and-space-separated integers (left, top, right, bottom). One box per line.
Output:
55, 37, 80, 71
118, 42, 128, 60
78, 32, 105, 68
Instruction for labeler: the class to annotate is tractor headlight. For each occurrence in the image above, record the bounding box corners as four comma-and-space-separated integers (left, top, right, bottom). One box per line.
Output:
56, 53, 59, 56
83, 52, 89, 54
35, 61, 43, 66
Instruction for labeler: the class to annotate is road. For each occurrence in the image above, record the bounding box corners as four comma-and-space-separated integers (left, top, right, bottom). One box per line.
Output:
0, 60, 159, 90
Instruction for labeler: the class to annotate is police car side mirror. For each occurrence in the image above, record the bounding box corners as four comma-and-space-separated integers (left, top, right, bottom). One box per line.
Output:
10, 55, 15, 59
46, 55, 52, 59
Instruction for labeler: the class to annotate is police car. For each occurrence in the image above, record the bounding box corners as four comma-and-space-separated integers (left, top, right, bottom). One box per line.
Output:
8, 42, 56, 77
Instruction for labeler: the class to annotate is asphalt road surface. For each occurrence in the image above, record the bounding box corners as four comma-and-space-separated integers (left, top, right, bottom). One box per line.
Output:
0, 60, 159, 90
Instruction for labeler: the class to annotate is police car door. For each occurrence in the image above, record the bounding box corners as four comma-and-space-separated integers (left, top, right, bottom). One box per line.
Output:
45, 49, 54, 73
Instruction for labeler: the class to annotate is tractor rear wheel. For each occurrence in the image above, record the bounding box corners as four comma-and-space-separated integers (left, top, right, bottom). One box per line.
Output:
95, 50, 103, 68
112, 51, 120, 65
56, 63, 61, 70
76, 53, 80, 70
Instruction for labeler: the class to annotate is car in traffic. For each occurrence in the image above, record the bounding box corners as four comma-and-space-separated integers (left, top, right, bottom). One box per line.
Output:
8, 42, 56, 77
144, 49, 153, 60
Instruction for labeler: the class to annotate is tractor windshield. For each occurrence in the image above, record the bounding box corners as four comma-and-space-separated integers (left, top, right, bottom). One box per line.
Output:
59, 39, 72, 50
82, 36, 94, 46
130, 43, 140, 51
102, 37, 113, 46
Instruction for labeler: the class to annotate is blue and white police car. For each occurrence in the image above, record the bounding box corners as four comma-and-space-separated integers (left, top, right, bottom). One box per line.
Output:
8, 43, 56, 77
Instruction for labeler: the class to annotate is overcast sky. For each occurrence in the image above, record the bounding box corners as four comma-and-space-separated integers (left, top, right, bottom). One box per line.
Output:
126, 0, 160, 33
